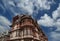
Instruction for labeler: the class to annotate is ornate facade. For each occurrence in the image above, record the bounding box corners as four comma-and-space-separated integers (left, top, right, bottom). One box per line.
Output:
9, 15, 48, 41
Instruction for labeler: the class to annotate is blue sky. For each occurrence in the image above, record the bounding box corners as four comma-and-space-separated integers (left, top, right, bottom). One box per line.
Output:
0, 0, 60, 41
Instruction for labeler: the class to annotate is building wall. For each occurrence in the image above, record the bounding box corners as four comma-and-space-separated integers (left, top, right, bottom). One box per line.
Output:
9, 15, 48, 41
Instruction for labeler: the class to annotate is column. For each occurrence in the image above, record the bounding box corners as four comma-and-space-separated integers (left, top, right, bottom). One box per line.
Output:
28, 28, 30, 35
24, 28, 26, 36
22, 30, 23, 38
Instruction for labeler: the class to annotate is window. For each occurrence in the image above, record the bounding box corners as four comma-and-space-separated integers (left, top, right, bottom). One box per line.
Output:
16, 30, 20, 37
13, 31, 16, 37
10, 33, 13, 38
30, 28, 32, 35
23, 28, 26, 35
26, 28, 28, 35
28, 28, 30, 35
24, 39, 32, 41
23, 27, 32, 36
20, 30, 23, 37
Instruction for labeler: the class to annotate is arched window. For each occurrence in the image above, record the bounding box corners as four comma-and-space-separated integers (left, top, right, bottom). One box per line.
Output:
23, 27, 32, 36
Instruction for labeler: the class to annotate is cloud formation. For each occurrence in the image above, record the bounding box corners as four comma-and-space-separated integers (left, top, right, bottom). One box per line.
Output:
0, 16, 11, 33
52, 4, 60, 20
3, 0, 54, 15
38, 14, 55, 27
0, 0, 59, 41
38, 3, 60, 30
38, 4, 60, 41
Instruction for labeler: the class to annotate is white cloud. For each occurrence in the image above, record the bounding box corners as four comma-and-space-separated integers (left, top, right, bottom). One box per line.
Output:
38, 14, 54, 27
38, 4, 60, 41
38, 4, 60, 30
8, 1, 15, 6
17, 0, 33, 15
0, 16, 11, 33
55, 19, 60, 31
49, 30, 60, 41
52, 4, 60, 31
35, 0, 51, 10
0, 26, 5, 32
38, 15, 60, 41
49, 31, 60, 41
52, 4, 60, 19
0, 16, 11, 25
3, 0, 54, 15
50, 32, 60, 38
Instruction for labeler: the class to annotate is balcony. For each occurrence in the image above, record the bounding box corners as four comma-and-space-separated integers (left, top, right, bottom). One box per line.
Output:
23, 35, 33, 38
10, 35, 33, 40
10, 37, 22, 40
21, 22, 34, 27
